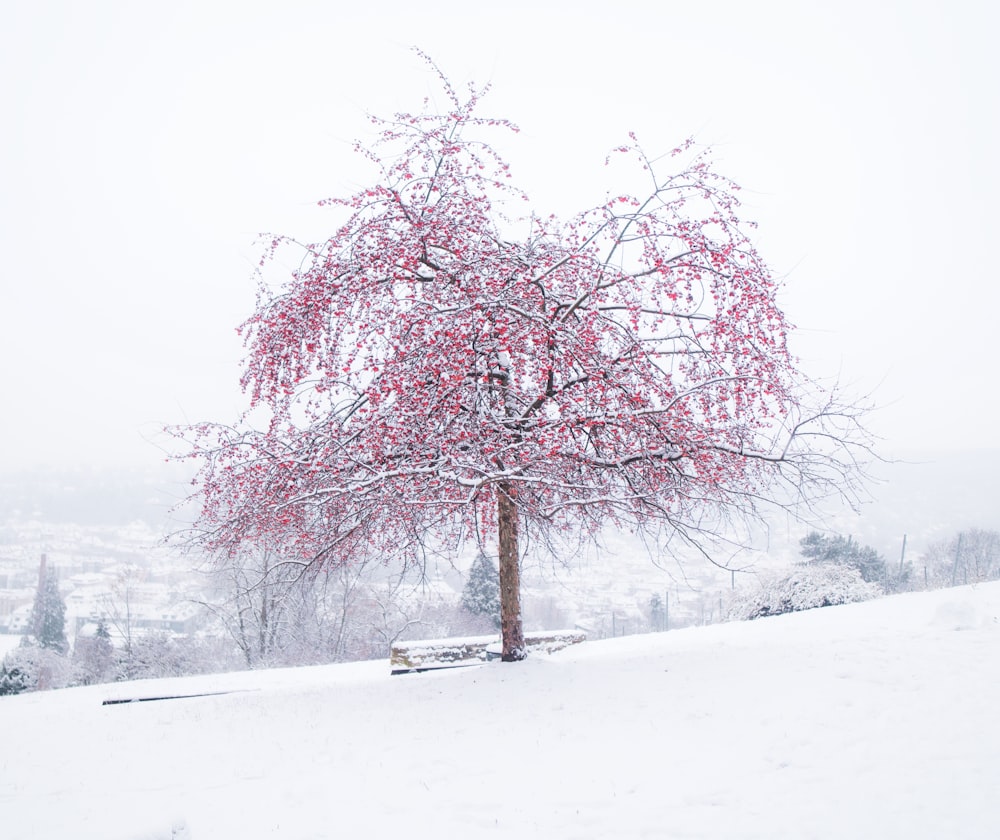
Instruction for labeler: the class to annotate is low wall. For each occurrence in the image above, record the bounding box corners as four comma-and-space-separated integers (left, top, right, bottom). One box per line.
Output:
390, 629, 586, 674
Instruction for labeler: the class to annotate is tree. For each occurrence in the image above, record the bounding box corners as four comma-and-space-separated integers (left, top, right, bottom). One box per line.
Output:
71, 619, 115, 686
198, 542, 444, 667
0, 653, 33, 696
799, 532, 886, 585
100, 565, 142, 675
0, 643, 70, 695
28, 563, 68, 655
199, 547, 306, 669
924, 529, 1000, 588
461, 552, 501, 629
649, 592, 665, 632
121, 632, 211, 681
175, 52, 870, 661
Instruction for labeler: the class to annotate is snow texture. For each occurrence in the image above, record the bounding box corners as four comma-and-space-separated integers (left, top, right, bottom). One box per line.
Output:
726, 563, 881, 620
2, 582, 999, 839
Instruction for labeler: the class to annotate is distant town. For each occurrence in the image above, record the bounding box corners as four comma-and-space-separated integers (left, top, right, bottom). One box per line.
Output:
0, 510, 721, 672
3, 452, 998, 686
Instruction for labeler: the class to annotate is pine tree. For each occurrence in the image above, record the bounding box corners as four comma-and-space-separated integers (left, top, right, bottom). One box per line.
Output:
649, 592, 665, 631
96, 618, 112, 646
0, 658, 30, 695
799, 532, 885, 584
29, 565, 68, 655
461, 553, 501, 629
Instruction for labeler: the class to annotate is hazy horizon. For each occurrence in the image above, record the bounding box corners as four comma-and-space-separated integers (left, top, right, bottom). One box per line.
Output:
2, 1, 997, 473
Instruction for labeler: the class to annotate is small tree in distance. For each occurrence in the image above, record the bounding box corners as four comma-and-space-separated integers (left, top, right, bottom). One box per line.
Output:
799, 532, 886, 584
71, 619, 115, 686
28, 562, 68, 655
176, 51, 871, 661
461, 553, 501, 630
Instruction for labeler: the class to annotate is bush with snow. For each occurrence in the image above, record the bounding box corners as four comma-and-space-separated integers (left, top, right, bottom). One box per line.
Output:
0, 641, 70, 695
727, 563, 881, 621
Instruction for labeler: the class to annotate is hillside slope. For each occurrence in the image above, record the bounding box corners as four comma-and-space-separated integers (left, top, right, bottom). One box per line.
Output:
3, 582, 1000, 839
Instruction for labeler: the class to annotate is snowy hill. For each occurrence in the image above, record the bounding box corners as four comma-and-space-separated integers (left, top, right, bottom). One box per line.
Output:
4, 582, 1000, 839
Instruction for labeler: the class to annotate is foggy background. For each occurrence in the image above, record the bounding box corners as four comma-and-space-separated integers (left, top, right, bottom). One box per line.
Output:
0, 1, 996, 553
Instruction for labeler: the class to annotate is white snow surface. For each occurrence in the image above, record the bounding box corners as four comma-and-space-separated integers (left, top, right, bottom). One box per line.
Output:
4, 582, 1000, 839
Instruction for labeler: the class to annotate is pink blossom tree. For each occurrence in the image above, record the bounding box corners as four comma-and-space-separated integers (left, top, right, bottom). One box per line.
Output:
178, 55, 870, 661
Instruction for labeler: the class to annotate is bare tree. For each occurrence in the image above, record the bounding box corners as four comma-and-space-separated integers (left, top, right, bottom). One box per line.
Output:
924, 529, 1000, 588
101, 565, 142, 677
197, 549, 305, 668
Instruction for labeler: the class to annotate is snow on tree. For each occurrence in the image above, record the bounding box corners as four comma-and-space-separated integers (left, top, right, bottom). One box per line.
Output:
0, 653, 33, 696
461, 553, 501, 629
71, 619, 115, 686
3, 558, 73, 693
649, 592, 666, 631
0, 642, 70, 694
174, 52, 872, 661
799, 532, 886, 585
727, 563, 880, 621
924, 528, 1000, 588
28, 560, 68, 655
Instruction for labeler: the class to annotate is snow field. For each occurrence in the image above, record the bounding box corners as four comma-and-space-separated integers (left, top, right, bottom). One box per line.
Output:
2, 582, 999, 839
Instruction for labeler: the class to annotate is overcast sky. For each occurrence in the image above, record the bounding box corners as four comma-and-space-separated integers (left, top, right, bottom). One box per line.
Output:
1, 0, 996, 473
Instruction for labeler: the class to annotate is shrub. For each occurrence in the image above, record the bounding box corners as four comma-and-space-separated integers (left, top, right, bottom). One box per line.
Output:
728, 564, 881, 621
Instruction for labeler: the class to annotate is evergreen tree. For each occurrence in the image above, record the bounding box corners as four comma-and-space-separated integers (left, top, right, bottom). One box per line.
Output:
461, 553, 501, 629
0, 657, 31, 695
649, 592, 665, 631
799, 532, 886, 585
28, 566, 68, 655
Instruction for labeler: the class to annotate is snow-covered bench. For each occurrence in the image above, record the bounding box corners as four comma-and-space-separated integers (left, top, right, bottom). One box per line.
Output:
390, 630, 585, 674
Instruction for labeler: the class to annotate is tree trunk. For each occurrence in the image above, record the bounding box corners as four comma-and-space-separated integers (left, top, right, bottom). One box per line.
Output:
497, 481, 526, 661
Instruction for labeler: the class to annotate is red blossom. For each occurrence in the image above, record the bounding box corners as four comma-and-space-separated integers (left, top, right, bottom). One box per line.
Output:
173, 52, 872, 660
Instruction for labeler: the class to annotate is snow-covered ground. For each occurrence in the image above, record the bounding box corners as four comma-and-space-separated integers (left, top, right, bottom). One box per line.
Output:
3, 582, 999, 839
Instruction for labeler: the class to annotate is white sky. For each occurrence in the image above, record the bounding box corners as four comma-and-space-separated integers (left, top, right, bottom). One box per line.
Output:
1, 0, 997, 471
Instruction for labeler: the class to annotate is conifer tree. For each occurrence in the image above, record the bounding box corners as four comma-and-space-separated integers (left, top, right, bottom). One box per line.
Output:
177, 54, 873, 661
799, 532, 885, 584
29, 566, 68, 655
461, 553, 502, 629
0, 658, 30, 695
72, 618, 115, 686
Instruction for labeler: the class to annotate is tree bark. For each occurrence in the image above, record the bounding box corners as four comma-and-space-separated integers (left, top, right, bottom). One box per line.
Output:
497, 481, 526, 661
